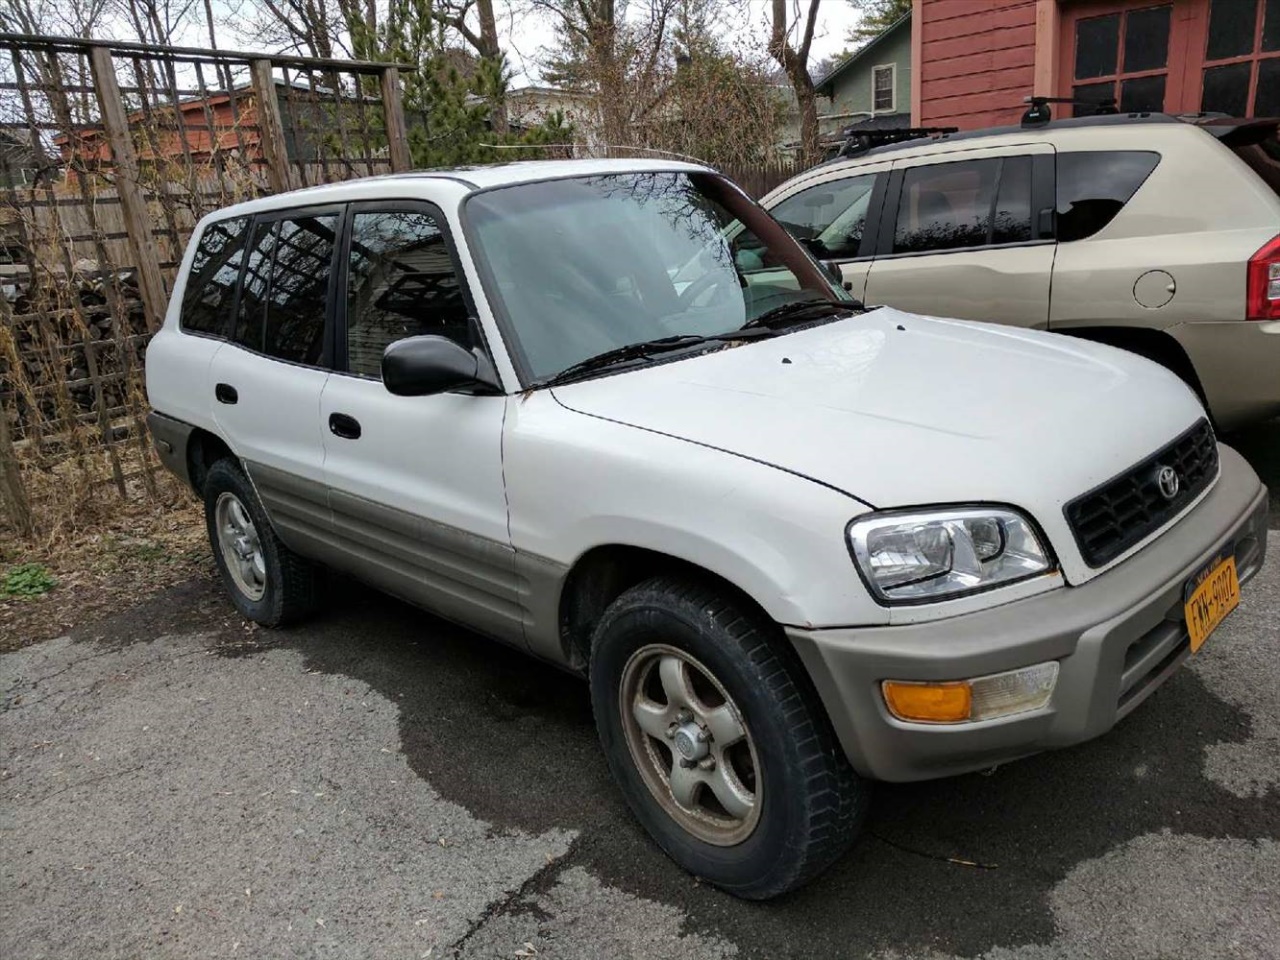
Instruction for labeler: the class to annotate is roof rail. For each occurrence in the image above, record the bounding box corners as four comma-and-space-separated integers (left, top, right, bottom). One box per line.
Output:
836, 126, 959, 158
1021, 95, 1118, 127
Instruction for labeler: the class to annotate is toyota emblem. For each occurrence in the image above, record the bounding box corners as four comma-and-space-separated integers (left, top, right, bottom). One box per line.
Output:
1156, 465, 1180, 500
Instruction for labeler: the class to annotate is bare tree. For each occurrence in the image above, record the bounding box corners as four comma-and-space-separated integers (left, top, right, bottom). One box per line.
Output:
769, 0, 821, 162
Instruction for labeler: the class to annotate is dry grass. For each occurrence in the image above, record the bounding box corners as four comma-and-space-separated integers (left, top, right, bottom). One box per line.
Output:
0, 451, 212, 652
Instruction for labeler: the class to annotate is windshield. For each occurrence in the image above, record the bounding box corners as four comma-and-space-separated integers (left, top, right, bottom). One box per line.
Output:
464, 171, 852, 383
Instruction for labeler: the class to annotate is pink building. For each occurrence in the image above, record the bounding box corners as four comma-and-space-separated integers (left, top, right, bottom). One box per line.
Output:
912, 0, 1279, 129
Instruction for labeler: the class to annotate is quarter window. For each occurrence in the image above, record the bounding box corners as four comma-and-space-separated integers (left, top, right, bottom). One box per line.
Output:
263, 215, 336, 365
873, 65, 895, 112
1055, 152, 1160, 242
180, 216, 249, 336
345, 210, 473, 379
233, 219, 277, 351
892, 157, 1032, 255
769, 173, 879, 260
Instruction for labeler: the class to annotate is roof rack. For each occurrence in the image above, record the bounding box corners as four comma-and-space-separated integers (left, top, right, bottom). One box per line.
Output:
836, 126, 959, 159
1022, 95, 1117, 127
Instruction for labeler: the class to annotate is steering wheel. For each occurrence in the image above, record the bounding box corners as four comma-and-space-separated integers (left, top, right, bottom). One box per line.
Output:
678, 269, 735, 309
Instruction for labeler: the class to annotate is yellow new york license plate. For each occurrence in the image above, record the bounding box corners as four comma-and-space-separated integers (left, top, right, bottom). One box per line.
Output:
1184, 556, 1240, 653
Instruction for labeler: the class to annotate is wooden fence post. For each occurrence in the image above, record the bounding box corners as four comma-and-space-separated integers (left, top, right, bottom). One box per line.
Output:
88, 47, 169, 334
0, 398, 35, 539
250, 59, 300, 194
379, 67, 412, 172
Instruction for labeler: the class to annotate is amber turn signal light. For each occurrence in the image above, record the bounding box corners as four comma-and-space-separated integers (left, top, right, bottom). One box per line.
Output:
882, 680, 972, 723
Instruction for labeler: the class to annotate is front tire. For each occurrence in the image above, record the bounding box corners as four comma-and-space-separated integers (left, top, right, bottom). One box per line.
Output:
203, 458, 321, 627
589, 576, 868, 899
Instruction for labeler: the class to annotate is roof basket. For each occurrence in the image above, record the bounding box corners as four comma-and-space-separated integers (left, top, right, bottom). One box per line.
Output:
836, 126, 959, 158
1021, 95, 1118, 127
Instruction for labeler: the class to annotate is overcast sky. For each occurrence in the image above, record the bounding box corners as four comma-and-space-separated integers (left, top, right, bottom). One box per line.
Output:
476, 1, 860, 86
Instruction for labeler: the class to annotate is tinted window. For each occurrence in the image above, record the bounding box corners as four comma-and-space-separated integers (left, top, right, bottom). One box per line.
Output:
263, 215, 335, 365
1257, 57, 1280, 115
180, 217, 249, 335
1265, 0, 1280, 51
770, 173, 878, 260
345, 210, 472, 378
1075, 14, 1119, 78
1206, 0, 1258, 60
1120, 74, 1166, 112
893, 157, 1033, 254
1123, 5, 1171, 72
234, 219, 277, 351
1203, 61, 1252, 115
1056, 152, 1159, 242
991, 157, 1033, 245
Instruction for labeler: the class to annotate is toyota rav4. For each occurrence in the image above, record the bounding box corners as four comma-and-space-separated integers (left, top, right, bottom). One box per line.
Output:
146, 160, 1270, 899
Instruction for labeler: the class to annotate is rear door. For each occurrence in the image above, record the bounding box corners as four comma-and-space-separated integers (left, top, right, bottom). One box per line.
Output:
863, 144, 1057, 328
763, 161, 892, 300
209, 207, 339, 553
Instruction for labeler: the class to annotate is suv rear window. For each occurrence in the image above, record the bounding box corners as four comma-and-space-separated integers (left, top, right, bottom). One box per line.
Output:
1055, 151, 1159, 242
180, 216, 249, 335
892, 156, 1032, 254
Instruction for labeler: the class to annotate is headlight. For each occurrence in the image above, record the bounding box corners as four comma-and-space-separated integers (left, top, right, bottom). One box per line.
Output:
847, 506, 1054, 604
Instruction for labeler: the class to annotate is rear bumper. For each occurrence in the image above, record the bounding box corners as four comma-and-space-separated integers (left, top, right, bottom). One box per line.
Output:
146, 411, 194, 488
789, 445, 1269, 782
1168, 319, 1280, 430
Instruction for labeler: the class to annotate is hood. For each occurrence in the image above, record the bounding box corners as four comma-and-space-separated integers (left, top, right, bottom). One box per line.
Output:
551, 307, 1209, 583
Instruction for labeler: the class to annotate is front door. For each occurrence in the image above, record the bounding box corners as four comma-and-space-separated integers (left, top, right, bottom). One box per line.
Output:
863, 145, 1057, 328
318, 202, 519, 645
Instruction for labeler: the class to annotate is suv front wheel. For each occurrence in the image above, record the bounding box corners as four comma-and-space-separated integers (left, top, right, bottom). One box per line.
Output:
203, 458, 321, 627
589, 576, 868, 899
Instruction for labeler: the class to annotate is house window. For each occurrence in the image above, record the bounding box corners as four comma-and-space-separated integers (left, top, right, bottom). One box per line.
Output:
1200, 0, 1280, 116
1071, 4, 1173, 115
873, 64, 895, 112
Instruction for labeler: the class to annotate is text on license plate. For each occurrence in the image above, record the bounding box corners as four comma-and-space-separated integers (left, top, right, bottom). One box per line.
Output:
1184, 556, 1240, 653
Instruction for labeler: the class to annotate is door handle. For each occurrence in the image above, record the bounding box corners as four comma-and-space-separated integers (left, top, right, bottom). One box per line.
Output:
328, 412, 361, 440
215, 382, 238, 404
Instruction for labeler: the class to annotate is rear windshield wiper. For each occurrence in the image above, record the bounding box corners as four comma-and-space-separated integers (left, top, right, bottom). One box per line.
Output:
534, 329, 775, 388
739, 298, 857, 331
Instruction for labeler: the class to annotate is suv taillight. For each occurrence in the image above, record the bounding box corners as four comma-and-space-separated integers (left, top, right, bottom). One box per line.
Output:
1247, 235, 1280, 321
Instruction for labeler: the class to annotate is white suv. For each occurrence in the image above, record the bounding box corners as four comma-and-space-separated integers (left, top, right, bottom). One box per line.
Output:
147, 160, 1270, 899
762, 114, 1280, 430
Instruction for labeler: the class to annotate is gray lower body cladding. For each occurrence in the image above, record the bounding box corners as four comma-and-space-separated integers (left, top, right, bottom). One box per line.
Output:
146, 412, 195, 488
244, 460, 569, 662
789, 444, 1269, 783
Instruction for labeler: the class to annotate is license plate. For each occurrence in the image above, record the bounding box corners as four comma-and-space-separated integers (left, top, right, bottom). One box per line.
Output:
1183, 556, 1240, 653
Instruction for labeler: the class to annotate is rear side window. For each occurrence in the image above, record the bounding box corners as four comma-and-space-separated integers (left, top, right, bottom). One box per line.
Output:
180, 217, 249, 335
263, 215, 337, 365
233, 219, 277, 352
1056, 152, 1160, 242
344, 210, 472, 379
892, 156, 1032, 254
769, 173, 878, 259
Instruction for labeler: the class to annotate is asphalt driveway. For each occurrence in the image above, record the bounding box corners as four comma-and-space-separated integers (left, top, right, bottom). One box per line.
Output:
3, 524, 1277, 959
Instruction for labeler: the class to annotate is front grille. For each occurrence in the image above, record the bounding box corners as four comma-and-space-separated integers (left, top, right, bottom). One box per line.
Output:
1065, 419, 1218, 568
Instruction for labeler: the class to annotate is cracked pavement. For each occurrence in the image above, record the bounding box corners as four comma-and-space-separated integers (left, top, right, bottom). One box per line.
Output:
2, 534, 1277, 959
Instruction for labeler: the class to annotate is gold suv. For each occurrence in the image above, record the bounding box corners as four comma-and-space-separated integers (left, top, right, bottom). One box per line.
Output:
762, 115, 1280, 430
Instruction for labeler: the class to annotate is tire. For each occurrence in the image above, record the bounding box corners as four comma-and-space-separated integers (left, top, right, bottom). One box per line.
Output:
589, 575, 868, 899
203, 458, 321, 627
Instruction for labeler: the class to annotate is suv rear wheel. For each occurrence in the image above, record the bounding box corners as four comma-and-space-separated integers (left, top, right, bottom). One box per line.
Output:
204, 458, 322, 627
589, 576, 868, 899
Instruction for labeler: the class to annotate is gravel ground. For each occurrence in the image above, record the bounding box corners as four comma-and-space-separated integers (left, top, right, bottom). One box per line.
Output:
2, 529, 1276, 960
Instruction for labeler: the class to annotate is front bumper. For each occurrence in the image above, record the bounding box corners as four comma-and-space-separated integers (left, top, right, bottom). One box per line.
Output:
789, 445, 1269, 782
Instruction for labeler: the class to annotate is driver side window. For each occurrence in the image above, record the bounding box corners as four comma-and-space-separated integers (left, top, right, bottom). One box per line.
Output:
769, 174, 879, 260
345, 209, 473, 379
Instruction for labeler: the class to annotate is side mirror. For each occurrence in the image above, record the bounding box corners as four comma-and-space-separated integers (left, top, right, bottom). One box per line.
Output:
382, 335, 501, 397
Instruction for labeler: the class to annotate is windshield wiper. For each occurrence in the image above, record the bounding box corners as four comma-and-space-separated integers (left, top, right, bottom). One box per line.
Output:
534, 330, 774, 388
739, 298, 856, 331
